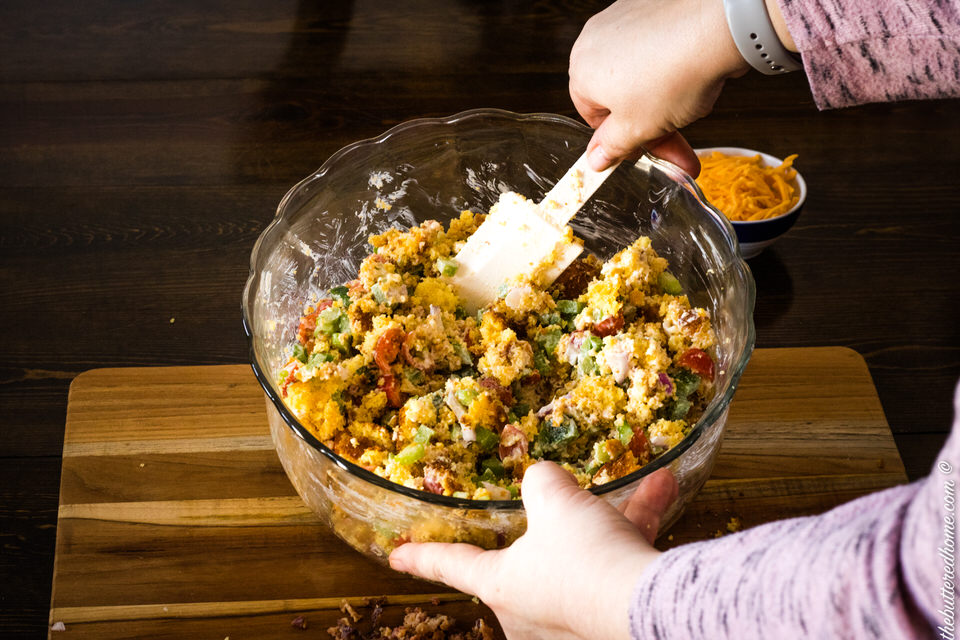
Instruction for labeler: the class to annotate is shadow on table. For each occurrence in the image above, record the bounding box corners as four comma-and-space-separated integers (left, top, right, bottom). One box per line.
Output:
233, 0, 356, 185
747, 249, 794, 330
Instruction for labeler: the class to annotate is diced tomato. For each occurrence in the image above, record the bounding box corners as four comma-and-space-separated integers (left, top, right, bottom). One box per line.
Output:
296, 299, 333, 345
498, 425, 528, 461
380, 372, 403, 408
678, 348, 715, 380
628, 428, 651, 461
374, 327, 405, 373
593, 312, 625, 337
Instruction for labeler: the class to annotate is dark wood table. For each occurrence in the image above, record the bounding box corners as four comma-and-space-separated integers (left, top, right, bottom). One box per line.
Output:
1, 2, 957, 637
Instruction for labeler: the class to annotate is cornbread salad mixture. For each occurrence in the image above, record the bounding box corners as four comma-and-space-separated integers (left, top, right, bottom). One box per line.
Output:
278, 207, 717, 500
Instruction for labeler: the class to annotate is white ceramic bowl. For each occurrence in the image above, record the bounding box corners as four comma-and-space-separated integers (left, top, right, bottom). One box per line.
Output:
695, 147, 807, 259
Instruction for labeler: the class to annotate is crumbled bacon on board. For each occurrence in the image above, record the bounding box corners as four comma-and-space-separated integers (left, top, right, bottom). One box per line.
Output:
326, 598, 494, 640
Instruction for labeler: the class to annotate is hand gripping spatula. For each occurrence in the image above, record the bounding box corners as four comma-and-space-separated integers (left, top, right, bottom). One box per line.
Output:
448, 152, 619, 313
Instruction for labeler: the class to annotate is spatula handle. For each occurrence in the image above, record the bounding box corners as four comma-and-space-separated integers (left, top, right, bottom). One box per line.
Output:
538, 152, 620, 227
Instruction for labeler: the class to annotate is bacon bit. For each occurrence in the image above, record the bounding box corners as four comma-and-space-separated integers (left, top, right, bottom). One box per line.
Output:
628, 428, 652, 463
290, 615, 308, 630
498, 425, 528, 461
521, 370, 541, 385
423, 465, 447, 494
593, 312, 625, 337
297, 299, 333, 345
332, 432, 374, 462
402, 331, 434, 372
552, 257, 600, 298
594, 450, 640, 485
679, 309, 703, 331
678, 348, 715, 381
374, 327, 405, 373
340, 601, 361, 623
478, 377, 513, 405
380, 373, 403, 408
280, 362, 299, 397
348, 279, 366, 298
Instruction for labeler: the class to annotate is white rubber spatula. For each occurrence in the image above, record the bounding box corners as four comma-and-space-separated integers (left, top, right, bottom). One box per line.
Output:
449, 151, 619, 313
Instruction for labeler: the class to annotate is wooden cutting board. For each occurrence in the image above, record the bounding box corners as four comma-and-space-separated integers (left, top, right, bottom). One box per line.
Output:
48, 347, 907, 639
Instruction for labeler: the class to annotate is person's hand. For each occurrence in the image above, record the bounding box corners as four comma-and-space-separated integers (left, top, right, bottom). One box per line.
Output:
389, 462, 680, 640
569, 0, 751, 175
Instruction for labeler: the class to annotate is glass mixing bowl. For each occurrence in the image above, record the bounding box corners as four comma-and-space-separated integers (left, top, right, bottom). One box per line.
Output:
242, 109, 756, 563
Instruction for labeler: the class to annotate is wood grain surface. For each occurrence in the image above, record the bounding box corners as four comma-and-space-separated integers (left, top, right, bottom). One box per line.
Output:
1, 1, 958, 636
46, 348, 906, 638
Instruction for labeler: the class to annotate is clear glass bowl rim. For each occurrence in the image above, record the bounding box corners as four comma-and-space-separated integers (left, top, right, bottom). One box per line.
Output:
242, 107, 757, 511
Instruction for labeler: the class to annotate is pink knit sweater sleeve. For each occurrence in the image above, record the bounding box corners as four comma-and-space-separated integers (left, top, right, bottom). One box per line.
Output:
628, 381, 959, 639
776, 0, 960, 108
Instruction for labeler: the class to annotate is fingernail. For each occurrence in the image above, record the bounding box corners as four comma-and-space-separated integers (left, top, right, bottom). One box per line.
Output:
389, 555, 407, 572
588, 145, 611, 171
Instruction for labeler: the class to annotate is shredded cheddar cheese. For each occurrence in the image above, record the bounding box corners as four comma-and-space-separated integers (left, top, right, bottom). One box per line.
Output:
696, 151, 800, 221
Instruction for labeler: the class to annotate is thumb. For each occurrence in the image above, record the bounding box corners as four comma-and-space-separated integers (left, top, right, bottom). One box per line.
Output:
518, 461, 587, 523
389, 541, 491, 596
619, 467, 679, 544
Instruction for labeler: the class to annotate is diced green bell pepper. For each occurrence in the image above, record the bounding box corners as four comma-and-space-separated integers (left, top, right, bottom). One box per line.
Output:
413, 425, 434, 444
329, 285, 351, 307
331, 332, 351, 352
668, 397, 693, 420
436, 257, 459, 277
456, 387, 478, 407
480, 456, 505, 478
658, 271, 683, 295
673, 369, 701, 398
582, 334, 603, 353
316, 307, 346, 335
557, 299, 585, 317
475, 426, 499, 452
292, 343, 308, 363
452, 341, 473, 366
395, 443, 425, 466
540, 311, 562, 327
534, 350, 552, 376
536, 328, 563, 355
404, 367, 425, 385
578, 354, 598, 376
305, 352, 334, 369
535, 417, 577, 453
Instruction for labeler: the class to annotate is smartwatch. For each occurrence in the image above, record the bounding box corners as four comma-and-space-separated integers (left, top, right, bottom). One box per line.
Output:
722, 0, 802, 75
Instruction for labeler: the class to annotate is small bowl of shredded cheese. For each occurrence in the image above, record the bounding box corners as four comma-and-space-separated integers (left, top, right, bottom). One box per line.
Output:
694, 147, 807, 258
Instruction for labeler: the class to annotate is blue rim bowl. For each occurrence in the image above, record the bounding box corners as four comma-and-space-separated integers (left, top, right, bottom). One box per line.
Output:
695, 147, 806, 259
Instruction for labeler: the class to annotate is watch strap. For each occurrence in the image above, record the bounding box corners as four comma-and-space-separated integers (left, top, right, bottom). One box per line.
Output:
722, 0, 802, 75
